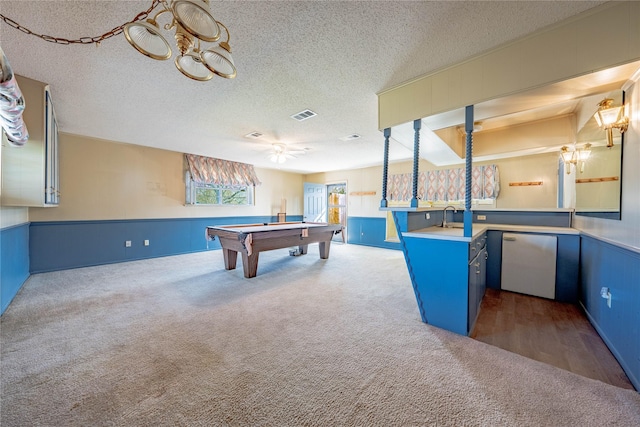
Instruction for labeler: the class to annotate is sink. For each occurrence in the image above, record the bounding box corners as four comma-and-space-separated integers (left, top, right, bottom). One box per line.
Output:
440, 222, 464, 229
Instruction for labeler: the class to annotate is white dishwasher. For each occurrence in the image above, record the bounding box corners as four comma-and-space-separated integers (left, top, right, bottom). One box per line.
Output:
501, 233, 557, 299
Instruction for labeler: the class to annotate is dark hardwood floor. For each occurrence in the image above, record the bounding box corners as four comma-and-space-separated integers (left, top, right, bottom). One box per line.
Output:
470, 289, 635, 390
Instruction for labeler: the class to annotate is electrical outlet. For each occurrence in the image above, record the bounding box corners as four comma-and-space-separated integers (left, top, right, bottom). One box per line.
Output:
125, 240, 132, 247
425, 213, 430, 220
144, 240, 150, 246
600, 287, 612, 308
477, 215, 487, 221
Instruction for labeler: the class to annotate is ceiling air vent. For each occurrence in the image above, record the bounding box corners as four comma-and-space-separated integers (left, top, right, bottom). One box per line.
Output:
244, 131, 263, 138
339, 133, 361, 141
291, 109, 317, 121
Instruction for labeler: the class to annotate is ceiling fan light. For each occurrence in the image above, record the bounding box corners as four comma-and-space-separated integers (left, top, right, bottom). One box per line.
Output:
172, 0, 220, 42
201, 43, 236, 78
124, 21, 172, 60
175, 53, 214, 81
269, 153, 286, 164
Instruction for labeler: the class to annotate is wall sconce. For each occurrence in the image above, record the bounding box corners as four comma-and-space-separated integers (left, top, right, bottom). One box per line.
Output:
594, 98, 628, 148
560, 143, 591, 174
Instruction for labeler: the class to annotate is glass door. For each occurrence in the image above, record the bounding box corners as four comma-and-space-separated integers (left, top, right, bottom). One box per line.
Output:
327, 183, 347, 242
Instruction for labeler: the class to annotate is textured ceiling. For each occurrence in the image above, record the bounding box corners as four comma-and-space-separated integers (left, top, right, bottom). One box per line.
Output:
0, 1, 613, 173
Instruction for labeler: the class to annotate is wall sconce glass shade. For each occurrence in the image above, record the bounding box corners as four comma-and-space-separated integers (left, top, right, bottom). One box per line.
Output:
172, 0, 220, 42
577, 143, 591, 161
124, 20, 172, 60
577, 143, 591, 173
594, 98, 629, 148
561, 143, 591, 174
561, 146, 575, 174
594, 99, 623, 127
175, 53, 214, 81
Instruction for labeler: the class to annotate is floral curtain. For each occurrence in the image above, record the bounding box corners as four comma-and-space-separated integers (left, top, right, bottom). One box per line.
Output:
185, 154, 261, 186
388, 165, 500, 202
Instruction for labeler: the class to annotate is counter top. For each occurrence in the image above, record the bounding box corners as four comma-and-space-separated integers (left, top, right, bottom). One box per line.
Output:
402, 223, 580, 242
381, 206, 574, 213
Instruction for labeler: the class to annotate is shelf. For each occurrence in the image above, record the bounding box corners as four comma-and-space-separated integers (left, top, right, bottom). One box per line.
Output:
509, 181, 543, 186
575, 176, 619, 184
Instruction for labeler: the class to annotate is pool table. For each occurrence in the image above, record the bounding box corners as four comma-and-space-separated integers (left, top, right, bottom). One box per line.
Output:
206, 221, 343, 278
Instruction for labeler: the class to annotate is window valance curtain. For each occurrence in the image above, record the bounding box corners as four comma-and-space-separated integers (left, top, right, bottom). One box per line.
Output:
388, 165, 500, 202
185, 154, 261, 186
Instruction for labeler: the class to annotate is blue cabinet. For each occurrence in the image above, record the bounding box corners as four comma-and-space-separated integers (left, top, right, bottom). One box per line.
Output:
401, 230, 487, 336
468, 246, 487, 333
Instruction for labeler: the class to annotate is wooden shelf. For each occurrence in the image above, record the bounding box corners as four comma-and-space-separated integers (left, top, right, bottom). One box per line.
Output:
575, 176, 619, 184
509, 181, 543, 187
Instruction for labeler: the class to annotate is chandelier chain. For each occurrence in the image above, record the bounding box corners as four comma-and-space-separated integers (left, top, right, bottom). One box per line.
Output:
0, 0, 161, 46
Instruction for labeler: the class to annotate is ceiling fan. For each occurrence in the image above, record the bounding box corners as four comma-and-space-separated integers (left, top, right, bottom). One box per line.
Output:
268, 143, 307, 164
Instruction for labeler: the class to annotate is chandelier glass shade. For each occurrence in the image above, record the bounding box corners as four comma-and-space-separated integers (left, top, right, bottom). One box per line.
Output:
123, 0, 236, 81
123, 20, 172, 60
175, 52, 213, 81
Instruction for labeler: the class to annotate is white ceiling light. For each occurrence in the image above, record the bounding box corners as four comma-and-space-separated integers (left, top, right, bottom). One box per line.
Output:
269, 144, 288, 163
268, 143, 307, 163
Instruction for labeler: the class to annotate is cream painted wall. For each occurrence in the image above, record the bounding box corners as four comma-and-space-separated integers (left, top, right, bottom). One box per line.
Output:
378, 2, 640, 130
307, 152, 560, 216
28, 133, 305, 222
0, 138, 29, 228
0, 206, 29, 228
482, 153, 559, 209
573, 80, 640, 250
574, 144, 622, 211
306, 160, 427, 219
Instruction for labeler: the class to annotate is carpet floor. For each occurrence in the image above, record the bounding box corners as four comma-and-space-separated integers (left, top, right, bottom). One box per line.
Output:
1, 244, 639, 426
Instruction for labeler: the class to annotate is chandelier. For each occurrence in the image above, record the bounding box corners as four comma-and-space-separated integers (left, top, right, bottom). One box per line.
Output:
124, 0, 236, 81
0, 0, 236, 82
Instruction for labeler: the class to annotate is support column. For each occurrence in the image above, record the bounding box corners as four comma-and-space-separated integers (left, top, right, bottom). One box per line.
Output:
410, 119, 421, 208
464, 105, 474, 237
380, 128, 391, 208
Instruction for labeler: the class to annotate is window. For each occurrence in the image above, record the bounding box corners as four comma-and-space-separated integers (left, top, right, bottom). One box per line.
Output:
184, 154, 260, 206
186, 172, 254, 206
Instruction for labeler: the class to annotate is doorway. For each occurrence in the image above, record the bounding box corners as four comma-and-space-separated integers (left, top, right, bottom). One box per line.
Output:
327, 183, 347, 242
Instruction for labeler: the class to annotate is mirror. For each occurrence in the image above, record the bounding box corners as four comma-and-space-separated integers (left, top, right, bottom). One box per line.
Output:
573, 90, 624, 220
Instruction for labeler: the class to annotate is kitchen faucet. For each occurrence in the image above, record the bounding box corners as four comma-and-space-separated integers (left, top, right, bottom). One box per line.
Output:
442, 205, 457, 228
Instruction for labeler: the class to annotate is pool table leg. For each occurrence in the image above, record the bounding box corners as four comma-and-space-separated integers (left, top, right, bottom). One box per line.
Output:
319, 241, 332, 259
222, 249, 238, 270
298, 244, 309, 255
241, 252, 260, 278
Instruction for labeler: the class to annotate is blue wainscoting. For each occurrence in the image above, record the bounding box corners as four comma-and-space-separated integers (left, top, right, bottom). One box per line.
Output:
472, 210, 572, 227
346, 217, 401, 250
29, 215, 302, 273
1, 223, 30, 315
580, 234, 639, 391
